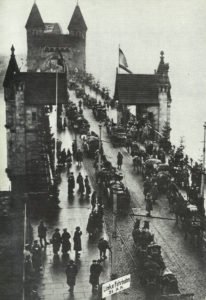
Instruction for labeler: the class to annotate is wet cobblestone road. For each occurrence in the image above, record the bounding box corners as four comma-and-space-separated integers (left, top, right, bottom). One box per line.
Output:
70, 88, 206, 300
30, 88, 206, 300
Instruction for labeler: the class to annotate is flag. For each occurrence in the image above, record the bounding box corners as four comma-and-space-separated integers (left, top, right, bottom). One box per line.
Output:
119, 48, 132, 74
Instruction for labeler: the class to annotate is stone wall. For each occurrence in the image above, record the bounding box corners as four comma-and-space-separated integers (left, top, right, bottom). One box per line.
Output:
158, 88, 169, 133
27, 31, 86, 72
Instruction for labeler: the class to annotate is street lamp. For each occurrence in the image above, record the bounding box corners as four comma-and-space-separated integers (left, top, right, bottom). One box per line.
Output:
98, 123, 102, 171
111, 188, 118, 300
201, 122, 206, 207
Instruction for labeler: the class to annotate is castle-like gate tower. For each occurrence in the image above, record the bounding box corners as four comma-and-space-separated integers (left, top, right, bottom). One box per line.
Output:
25, 2, 87, 72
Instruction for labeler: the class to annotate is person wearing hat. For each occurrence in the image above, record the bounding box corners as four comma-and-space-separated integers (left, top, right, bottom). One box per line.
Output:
98, 238, 111, 261
76, 149, 83, 167
91, 191, 97, 211
38, 221, 48, 248
68, 172, 75, 196
117, 151, 123, 170
31, 240, 42, 273
73, 227, 82, 259
84, 175, 89, 189
61, 229, 71, 254
89, 260, 103, 293
51, 228, 62, 255
77, 172, 84, 195
65, 260, 78, 294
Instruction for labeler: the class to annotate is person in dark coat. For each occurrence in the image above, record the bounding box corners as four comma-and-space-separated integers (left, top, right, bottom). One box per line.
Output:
31, 240, 42, 272
72, 141, 77, 159
51, 228, 62, 255
143, 177, 152, 199
117, 151, 123, 170
38, 221, 48, 247
86, 213, 96, 237
89, 260, 103, 293
98, 238, 111, 260
73, 227, 82, 258
61, 229, 71, 254
76, 149, 83, 167
85, 183, 91, 199
66, 260, 78, 294
84, 175, 89, 188
67, 148, 72, 159
91, 191, 97, 210
68, 172, 75, 195
77, 172, 84, 194
61, 148, 67, 166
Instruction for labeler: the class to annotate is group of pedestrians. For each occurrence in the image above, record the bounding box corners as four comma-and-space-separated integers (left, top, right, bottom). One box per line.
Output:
68, 171, 92, 199
25, 218, 111, 296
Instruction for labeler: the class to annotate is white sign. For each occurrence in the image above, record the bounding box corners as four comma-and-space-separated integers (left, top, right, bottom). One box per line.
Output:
102, 274, 131, 298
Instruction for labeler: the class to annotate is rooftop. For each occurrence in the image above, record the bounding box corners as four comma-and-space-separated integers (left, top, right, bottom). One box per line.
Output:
14, 72, 68, 105
114, 73, 160, 105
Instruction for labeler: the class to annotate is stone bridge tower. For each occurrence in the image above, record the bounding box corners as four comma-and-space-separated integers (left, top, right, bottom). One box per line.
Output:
25, 2, 87, 72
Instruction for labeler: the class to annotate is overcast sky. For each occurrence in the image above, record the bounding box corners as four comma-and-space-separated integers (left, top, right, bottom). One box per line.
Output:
1, 0, 206, 159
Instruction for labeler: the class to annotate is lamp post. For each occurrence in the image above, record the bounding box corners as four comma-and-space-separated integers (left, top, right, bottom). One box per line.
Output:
201, 122, 206, 209
54, 70, 58, 168
111, 189, 118, 300
98, 123, 102, 171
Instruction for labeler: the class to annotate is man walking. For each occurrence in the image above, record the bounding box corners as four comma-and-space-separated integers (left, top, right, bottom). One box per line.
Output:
38, 221, 48, 247
117, 151, 123, 170
98, 238, 111, 260
66, 260, 78, 294
73, 226, 82, 259
89, 260, 103, 293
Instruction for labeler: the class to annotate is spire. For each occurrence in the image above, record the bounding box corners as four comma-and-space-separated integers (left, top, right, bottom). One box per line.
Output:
157, 50, 169, 75
25, 2, 44, 29
3, 45, 20, 88
68, 4, 87, 32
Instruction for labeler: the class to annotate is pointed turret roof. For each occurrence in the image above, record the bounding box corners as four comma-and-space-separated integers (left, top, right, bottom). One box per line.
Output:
25, 3, 44, 29
3, 45, 20, 88
157, 51, 169, 76
68, 4, 87, 32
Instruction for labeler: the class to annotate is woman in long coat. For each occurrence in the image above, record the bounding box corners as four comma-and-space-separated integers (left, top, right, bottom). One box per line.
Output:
117, 152, 123, 170
73, 227, 82, 258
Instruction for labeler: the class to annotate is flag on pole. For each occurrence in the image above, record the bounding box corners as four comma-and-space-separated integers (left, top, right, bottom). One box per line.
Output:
119, 48, 132, 74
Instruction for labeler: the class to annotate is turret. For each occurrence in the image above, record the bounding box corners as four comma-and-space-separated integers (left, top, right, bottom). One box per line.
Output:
3, 45, 19, 89
25, 2, 44, 32
68, 4, 87, 39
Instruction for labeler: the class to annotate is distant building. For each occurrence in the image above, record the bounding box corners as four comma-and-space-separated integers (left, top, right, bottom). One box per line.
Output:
3, 46, 67, 194
25, 2, 87, 72
114, 51, 172, 136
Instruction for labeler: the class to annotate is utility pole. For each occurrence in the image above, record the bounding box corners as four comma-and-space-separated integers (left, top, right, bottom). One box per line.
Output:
201, 122, 206, 209
98, 124, 102, 171
54, 70, 58, 168
111, 190, 118, 299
